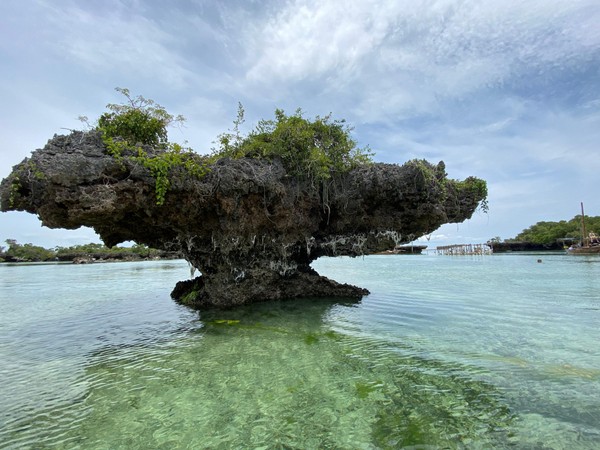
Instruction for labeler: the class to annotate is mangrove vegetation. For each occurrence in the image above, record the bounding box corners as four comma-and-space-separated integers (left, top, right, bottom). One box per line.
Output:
503, 215, 600, 245
0, 240, 178, 263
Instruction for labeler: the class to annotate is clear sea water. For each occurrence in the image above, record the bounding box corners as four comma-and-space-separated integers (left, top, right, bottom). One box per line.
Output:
0, 253, 599, 449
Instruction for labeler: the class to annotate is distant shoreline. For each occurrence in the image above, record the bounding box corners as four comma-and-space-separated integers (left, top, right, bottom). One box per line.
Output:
0, 240, 184, 264
0, 254, 183, 264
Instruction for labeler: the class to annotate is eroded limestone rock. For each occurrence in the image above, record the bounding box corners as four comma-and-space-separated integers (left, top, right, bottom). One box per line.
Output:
1, 131, 486, 308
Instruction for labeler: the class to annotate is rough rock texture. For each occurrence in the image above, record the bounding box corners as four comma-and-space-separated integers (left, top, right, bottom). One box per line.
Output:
1, 131, 486, 308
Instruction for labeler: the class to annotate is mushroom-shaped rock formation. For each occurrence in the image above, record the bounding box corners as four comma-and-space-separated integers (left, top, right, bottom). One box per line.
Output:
1, 131, 487, 308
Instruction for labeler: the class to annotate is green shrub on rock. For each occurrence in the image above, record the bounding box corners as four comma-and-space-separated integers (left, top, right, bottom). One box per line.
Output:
213, 104, 374, 185
95, 87, 183, 147
87, 90, 375, 205
82, 88, 207, 205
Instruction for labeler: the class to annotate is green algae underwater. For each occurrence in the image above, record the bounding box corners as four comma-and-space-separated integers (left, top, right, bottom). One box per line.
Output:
1, 253, 599, 449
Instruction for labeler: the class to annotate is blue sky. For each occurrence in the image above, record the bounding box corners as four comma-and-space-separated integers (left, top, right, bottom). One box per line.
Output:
1, 0, 599, 249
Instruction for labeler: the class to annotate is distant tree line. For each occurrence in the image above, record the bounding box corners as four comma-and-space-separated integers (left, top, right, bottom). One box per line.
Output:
501, 215, 600, 245
0, 240, 180, 263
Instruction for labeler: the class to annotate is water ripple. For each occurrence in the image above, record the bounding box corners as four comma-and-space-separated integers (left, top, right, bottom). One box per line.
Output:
1, 256, 600, 448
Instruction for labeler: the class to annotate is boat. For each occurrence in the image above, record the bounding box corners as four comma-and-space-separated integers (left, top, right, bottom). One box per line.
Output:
567, 234, 600, 254
567, 203, 600, 254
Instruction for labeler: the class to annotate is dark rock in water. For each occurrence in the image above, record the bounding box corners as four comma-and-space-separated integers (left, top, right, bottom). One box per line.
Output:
0, 131, 486, 308
488, 242, 565, 252
171, 269, 369, 309
73, 256, 95, 264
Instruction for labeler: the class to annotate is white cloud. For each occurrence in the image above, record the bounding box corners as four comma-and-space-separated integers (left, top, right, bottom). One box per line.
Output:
242, 0, 600, 122
245, 0, 392, 83
1, 0, 599, 247
38, 1, 195, 89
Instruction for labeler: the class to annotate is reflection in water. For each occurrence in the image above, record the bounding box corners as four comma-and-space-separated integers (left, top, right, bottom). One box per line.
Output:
1, 256, 600, 448
51, 298, 514, 449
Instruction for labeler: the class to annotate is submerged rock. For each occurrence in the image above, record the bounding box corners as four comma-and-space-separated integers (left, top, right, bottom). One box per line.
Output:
1, 131, 486, 308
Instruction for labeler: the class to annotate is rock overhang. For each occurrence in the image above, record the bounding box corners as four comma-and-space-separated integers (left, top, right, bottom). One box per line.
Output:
1, 131, 487, 308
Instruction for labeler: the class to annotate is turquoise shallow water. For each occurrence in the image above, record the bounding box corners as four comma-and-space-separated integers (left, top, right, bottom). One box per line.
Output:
1, 254, 599, 449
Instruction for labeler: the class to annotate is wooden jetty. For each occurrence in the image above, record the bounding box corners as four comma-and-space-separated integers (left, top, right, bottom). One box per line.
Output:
435, 243, 492, 256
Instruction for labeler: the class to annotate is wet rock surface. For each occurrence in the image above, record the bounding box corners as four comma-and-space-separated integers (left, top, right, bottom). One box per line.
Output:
1, 131, 486, 308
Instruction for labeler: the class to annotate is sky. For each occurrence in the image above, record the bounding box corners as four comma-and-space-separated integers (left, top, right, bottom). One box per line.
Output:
1, 0, 599, 249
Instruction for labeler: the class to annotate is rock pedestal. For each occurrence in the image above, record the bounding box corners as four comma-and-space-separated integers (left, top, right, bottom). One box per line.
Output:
1, 131, 486, 308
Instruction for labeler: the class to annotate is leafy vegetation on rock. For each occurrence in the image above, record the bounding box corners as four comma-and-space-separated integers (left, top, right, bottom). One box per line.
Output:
82, 87, 208, 205
86, 90, 376, 205
6, 160, 46, 208
213, 103, 374, 185
452, 177, 488, 213
406, 159, 488, 213
85, 87, 185, 147
83, 89, 487, 219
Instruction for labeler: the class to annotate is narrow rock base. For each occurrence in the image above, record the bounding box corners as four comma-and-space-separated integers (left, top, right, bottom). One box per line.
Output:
170, 268, 369, 309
